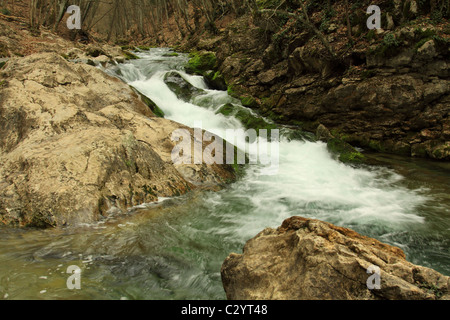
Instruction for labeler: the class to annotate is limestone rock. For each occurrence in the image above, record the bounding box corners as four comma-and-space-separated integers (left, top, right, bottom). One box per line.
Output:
416, 40, 438, 61
221, 217, 450, 300
0, 53, 235, 228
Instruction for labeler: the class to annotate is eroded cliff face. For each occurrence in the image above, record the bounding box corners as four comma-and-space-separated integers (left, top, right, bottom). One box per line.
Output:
221, 216, 450, 300
190, 3, 449, 160
0, 52, 235, 228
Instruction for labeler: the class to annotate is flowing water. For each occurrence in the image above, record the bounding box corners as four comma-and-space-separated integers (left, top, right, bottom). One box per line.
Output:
0, 48, 448, 300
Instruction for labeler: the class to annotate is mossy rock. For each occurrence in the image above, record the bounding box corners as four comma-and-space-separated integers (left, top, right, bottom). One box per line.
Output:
204, 70, 227, 91
163, 71, 204, 102
131, 86, 165, 118
217, 103, 278, 135
87, 47, 106, 58
327, 138, 365, 164
121, 45, 136, 51
122, 50, 139, 60
367, 140, 386, 152
136, 45, 152, 51
216, 103, 236, 117
162, 52, 179, 57
241, 96, 258, 109
281, 127, 316, 142
185, 51, 217, 75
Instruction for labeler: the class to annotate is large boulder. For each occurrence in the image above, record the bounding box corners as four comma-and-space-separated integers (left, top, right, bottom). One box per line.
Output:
0, 52, 235, 228
221, 216, 450, 300
163, 71, 205, 102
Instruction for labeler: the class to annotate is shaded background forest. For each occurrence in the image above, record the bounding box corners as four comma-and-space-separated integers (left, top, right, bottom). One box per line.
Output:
0, 0, 449, 47
0, 0, 260, 45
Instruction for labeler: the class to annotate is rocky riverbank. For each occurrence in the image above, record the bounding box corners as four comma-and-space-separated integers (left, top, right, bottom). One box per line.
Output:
0, 36, 236, 228
182, 1, 449, 161
221, 216, 450, 300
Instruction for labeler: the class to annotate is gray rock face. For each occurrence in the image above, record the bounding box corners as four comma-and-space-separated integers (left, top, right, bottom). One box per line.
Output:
221, 216, 450, 300
0, 52, 235, 228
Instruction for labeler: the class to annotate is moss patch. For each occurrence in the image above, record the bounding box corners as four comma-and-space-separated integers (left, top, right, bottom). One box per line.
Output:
137, 45, 152, 51
122, 50, 139, 60
185, 51, 217, 75
327, 138, 365, 164
235, 109, 278, 133
216, 103, 277, 135
130, 86, 165, 118
162, 52, 179, 57
217, 103, 236, 117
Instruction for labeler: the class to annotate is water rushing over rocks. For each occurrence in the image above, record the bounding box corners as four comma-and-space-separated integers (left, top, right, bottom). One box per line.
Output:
0, 48, 448, 300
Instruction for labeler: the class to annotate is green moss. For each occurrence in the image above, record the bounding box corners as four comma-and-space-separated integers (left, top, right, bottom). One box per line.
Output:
136, 45, 151, 51
418, 282, 445, 299
241, 96, 258, 109
371, 33, 402, 57
164, 71, 204, 102
414, 28, 437, 39
368, 140, 386, 152
204, 70, 227, 90
365, 29, 377, 42
120, 45, 136, 51
131, 86, 165, 118
227, 84, 240, 98
186, 51, 217, 75
1, 7, 11, 15
216, 103, 236, 117
212, 71, 222, 81
0, 61, 6, 69
124, 159, 133, 168
122, 50, 139, 60
327, 138, 365, 164
339, 152, 365, 163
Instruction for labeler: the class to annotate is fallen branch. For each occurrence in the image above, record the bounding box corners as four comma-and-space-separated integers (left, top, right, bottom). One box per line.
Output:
0, 12, 28, 25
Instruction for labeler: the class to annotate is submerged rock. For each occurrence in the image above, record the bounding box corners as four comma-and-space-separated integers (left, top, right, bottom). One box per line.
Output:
221, 216, 450, 300
163, 71, 204, 102
0, 52, 235, 228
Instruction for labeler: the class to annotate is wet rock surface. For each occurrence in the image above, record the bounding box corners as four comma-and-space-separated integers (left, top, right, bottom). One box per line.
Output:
221, 216, 450, 300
